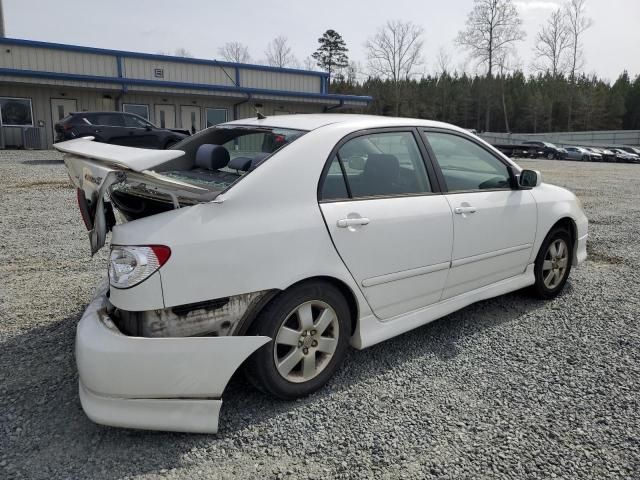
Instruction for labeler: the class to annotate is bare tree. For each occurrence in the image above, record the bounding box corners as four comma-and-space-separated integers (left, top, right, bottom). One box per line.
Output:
218, 41, 251, 63
173, 48, 192, 58
533, 8, 571, 76
365, 20, 424, 116
303, 56, 318, 71
565, 0, 593, 130
456, 0, 525, 131
565, 0, 593, 81
265, 36, 297, 68
435, 46, 452, 76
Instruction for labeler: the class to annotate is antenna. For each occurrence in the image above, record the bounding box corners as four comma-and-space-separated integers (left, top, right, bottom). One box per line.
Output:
255, 104, 266, 120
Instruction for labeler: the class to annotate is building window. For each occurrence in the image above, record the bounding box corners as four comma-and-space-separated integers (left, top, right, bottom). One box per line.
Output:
123, 104, 149, 120
0, 97, 33, 127
206, 108, 227, 127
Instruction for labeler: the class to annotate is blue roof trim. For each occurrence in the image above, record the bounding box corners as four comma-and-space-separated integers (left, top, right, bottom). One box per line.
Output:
0, 37, 330, 79
0, 68, 372, 104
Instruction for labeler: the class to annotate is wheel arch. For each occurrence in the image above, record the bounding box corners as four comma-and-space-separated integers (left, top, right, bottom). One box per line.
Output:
237, 276, 360, 337
542, 216, 578, 265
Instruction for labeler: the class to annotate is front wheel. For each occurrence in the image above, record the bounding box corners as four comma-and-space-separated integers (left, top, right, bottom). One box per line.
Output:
547, 152, 555, 160
245, 281, 351, 399
531, 228, 573, 299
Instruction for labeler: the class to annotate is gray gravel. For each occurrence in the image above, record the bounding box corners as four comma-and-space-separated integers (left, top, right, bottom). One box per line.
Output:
1, 152, 639, 480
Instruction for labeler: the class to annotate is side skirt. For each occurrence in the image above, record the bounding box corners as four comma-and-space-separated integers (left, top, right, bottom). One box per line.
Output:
351, 264, 535, 349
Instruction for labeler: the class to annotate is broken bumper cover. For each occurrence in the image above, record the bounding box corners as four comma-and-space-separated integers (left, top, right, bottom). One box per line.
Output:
76, 281, 270, 433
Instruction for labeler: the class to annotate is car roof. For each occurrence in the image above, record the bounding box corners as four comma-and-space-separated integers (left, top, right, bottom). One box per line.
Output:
223, 113, 468, 133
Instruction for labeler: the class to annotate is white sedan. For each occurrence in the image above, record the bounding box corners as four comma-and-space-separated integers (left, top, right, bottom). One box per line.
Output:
55, 114, 588, 433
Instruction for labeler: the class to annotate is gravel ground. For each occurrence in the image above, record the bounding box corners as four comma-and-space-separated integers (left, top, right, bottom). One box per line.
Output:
1, 151, 639, 480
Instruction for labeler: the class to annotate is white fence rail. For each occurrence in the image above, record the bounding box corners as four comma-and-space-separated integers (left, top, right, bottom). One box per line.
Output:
480, 130, 640, 147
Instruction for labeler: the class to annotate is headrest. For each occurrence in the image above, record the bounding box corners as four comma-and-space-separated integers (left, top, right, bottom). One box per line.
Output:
364, 154, 399, 179
228, 156, 253, 171
195, 144, 230, 170
249, 152, 270, 170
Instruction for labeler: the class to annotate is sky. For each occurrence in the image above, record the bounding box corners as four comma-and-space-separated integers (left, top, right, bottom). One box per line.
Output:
4, 0, 639, 82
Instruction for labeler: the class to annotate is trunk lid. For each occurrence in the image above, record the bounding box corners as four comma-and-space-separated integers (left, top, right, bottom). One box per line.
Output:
54, 137, 216, 254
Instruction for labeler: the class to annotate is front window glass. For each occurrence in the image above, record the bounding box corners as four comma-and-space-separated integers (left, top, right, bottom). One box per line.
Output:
124, 114, 150, 128
424, 131, 510, 191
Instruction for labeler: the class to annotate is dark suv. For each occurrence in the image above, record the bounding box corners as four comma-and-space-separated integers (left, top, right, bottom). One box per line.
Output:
522, 141, 567, 160
55, 111, 188, 149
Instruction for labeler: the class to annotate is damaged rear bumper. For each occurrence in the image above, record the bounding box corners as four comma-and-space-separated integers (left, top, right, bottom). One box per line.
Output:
76, 281, 270, 433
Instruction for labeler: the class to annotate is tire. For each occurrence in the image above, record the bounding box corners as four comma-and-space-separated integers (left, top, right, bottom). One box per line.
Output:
582, 155, 589, 162
244, 281, 351, 399
547, 152, 555, 160
531, 227, 573, 300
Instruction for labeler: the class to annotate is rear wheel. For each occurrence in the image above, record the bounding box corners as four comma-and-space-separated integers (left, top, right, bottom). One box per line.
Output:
531, 227, 573, 299
245, 281, 351, 399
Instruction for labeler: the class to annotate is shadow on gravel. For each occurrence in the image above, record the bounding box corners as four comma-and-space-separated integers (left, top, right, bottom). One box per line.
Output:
20, 160, 64, 165
0, 287, 550, 479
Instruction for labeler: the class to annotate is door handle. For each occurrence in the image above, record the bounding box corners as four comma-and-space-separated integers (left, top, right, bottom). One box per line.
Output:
454, 206, 477, 214
337, 217, 370, 228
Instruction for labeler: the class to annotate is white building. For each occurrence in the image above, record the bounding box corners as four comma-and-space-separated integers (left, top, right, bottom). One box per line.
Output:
0, 37, 371, 148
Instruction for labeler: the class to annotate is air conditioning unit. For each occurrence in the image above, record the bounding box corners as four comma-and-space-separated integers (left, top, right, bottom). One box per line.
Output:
21, 127, 46, 150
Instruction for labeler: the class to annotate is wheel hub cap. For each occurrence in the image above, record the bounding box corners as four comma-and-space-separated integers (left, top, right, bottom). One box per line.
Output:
542, 238, 569, 289
274, 301, 339, 383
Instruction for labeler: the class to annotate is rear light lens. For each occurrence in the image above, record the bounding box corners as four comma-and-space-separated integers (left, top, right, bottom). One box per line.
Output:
108, 245, 171, 289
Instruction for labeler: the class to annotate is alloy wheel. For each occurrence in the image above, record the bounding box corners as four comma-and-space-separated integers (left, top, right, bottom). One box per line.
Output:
542, 238, 569, 289
273, 300, 339, 383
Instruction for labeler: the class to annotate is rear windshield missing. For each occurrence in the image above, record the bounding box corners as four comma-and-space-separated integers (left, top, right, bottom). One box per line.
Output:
159, 125, 307, 191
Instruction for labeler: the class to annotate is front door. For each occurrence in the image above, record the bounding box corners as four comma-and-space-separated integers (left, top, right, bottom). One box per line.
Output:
50, 98, 77, 138
319, 130, 453, 320
180, 106, 201, 134
422, 130, 537, 299
154, 104, 176, 129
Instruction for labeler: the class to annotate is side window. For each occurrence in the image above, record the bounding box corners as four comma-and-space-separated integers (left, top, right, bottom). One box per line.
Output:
424, 132, 511, 192
320, 156, 349, 201
124, 114, 149, 128
321, 131, 431, 200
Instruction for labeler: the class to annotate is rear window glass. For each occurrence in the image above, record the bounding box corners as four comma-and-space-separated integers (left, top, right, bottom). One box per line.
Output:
159, 126, 307, 192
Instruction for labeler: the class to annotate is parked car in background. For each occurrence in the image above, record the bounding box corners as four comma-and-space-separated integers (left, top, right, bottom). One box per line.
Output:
565, 146, 599, 161
522, 141, 567, 160
587, 147, 615, 162
619, 146, 640, 157
610, 148, 640, 163
55, 111, 188, 149
55, 114, 588, 433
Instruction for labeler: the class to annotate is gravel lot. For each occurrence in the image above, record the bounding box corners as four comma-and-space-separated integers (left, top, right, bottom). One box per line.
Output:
1, 151, 639, 480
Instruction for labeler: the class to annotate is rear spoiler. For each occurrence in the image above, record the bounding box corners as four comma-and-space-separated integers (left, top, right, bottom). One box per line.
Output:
53, 136, 185, 172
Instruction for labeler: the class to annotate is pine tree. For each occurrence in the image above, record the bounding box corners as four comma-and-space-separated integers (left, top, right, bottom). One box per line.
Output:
312, 30, 349, 82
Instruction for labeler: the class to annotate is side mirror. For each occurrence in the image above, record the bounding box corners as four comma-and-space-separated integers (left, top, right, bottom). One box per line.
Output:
520, 169, 542, 188
145, 125, 152, 131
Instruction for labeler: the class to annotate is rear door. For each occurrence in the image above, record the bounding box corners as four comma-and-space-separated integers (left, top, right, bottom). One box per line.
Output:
319, 129, 453, 320
422, 130, 537, 299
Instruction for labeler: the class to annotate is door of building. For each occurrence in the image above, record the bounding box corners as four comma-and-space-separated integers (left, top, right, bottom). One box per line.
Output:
180, 106, 201, 134
50, 98, 77, 139
154, 104, 176, 129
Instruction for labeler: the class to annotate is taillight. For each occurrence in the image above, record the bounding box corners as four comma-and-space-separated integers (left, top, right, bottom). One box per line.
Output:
108, 245, 171, 289
63, 123, 74, 131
